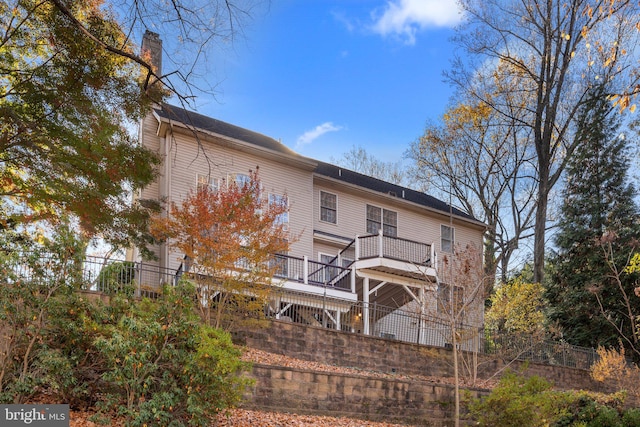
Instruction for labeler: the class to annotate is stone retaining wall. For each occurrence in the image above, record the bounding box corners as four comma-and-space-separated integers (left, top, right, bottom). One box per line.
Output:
244, 364, 484, 426
233, 320, 608, 394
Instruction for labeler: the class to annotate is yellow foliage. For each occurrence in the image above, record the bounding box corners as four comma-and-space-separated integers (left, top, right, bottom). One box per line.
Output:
486, 278, 545, 335
591, 345, 640, 398
624, 253, 640, 275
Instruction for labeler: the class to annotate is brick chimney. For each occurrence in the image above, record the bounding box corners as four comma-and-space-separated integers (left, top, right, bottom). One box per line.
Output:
141, 30, 162, 76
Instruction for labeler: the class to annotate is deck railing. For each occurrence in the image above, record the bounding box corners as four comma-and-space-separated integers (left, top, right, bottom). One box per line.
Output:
356, 232, 433, 266
272, 254, 352, 291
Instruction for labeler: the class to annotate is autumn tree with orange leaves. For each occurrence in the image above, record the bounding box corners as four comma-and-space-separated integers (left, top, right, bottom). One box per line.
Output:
151, 171, 293, 330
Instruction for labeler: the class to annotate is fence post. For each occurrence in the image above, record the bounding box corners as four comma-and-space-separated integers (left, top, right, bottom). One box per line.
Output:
135, 261, 142, 298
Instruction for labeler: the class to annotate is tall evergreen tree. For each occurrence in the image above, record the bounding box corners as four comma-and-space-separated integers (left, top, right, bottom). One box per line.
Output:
545, 85, 640, 351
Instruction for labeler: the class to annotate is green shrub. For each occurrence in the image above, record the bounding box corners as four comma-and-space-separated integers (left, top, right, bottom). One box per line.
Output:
95, 261, 136, 295
622, 408, 640, 427
469, 373, 636, 427
468, 372, 566, 427
94, 282, 252, 426
0, 241, 252, 425
587, 406, 622, 427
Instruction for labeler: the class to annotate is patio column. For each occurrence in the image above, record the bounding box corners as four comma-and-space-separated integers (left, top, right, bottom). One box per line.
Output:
363, 276, 370, 335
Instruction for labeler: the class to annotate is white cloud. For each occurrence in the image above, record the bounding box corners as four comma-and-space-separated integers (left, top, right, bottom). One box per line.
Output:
296, 122, 343, 148
371, 0, 463, 45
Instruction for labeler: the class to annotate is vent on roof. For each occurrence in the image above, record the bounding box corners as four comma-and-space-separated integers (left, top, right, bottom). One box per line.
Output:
402, 190, 405, 198
338, 169, 342, 177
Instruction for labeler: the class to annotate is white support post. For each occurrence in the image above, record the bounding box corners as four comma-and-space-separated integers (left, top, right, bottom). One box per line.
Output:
363, 277, 370, 335
378, 228, 384, 258
355, 235, 360, 260
303, 255, 309, 285
431, 243, 438, 272
431, 243, 435, 268
350, 268, 356, 293
272, 295, 282, 319
336, 310, 341, 331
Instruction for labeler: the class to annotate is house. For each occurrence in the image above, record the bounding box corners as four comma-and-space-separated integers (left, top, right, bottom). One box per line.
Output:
133, 28, 484, 347
131, 100, 486, 348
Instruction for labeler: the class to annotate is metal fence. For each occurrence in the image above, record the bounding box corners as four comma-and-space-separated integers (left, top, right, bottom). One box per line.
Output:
3, 253, 598, 370
268, 290, 598, 370
3, 252, 179, 297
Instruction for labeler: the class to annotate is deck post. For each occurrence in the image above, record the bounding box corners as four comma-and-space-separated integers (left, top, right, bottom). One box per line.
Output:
350, 268, 356, 293
303, 255, 309, 285
273, 295, 282, 319
363, 277, 370, 335
355, 235, 360, 260
431, 243, 436, 271
418, 286, 425, 345
378, 228, 384, 258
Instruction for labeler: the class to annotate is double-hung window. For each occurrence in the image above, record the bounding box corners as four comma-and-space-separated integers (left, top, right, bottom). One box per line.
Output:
320, 191, 337, 224
269, 193, 289, 231
441, 225, 454, 253
366, 205, 397, 237
196, 174, 219, 192
228, 173, 251, 189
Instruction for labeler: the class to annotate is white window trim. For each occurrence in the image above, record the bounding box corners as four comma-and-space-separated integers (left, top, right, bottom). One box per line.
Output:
319, 191, 338, 225
441, 224, 455, 253
269, 193, 289, 231
196, 173, 219, 192
227, 172, 251, 189
366, 204, 398, 237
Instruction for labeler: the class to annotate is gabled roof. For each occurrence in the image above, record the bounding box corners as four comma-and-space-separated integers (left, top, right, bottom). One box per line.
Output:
154, 103, 300, 157
152, 103, 482, 226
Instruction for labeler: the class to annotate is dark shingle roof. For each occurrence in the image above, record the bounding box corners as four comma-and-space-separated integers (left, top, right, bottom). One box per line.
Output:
153, 103, 481, 224
155, 104, 299, 157
314, 161, 476, 221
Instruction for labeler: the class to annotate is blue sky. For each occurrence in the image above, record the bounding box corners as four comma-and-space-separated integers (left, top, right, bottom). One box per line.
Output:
192, 0, 464, 164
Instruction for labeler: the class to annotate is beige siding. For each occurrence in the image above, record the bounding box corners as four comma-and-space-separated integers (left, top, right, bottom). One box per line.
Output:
312, 180, 484, 266
135, 115, 164, 262
138, 114, 162, 203
158, 128, 314, 271
136, 111, 485, 317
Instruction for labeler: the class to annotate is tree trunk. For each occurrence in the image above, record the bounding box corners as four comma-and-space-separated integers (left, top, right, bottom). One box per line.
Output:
452, 325, 460, 427
533, 172, 549, 284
